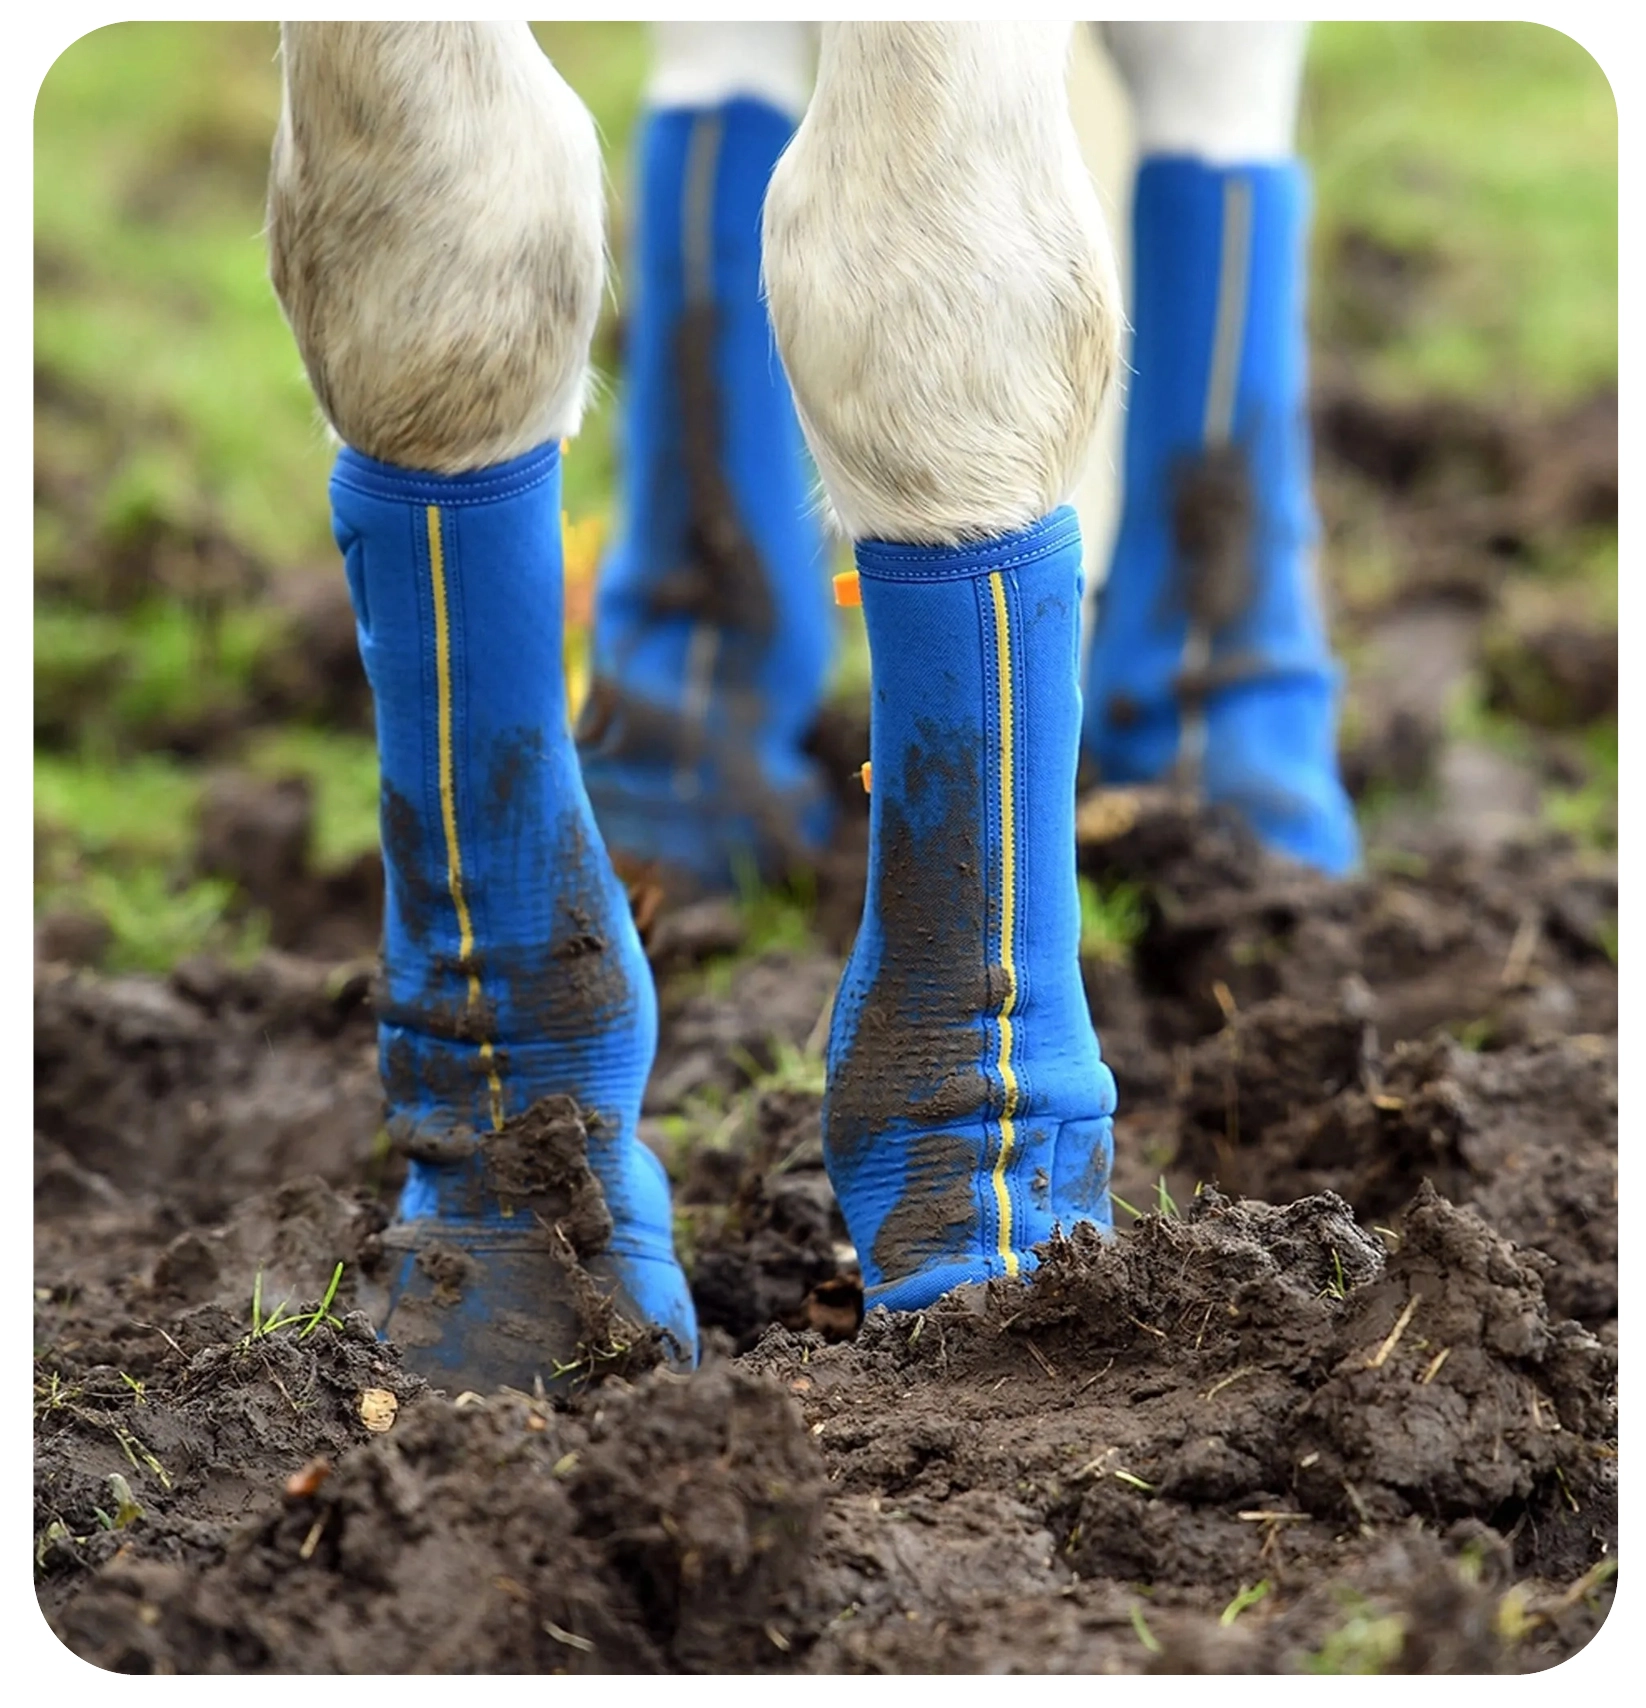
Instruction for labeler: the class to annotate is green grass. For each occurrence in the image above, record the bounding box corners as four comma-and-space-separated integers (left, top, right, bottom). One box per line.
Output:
35, 750, 201, 866
35, 598, 283, 751
33, 20, 1613, 598
1303, 1594, 1408, 1674
1444, 668, 1616, 854
1079, 876, 1148, 967
34, 730, 376, 970
34, 23, 332, 574
243, 1261, 346, 1344
1304, 22, 1616, 403
34, 23, 1616, 966
1544, 718, 1618, 853
34, 749, 270, 972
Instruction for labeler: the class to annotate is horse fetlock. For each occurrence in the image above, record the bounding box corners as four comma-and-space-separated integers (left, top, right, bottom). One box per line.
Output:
762, 22, 1122, 545
269, 22, 604, 472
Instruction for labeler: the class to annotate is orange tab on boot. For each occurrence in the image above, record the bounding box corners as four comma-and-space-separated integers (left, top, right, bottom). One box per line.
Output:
832, 570, 861, 608
859, 761, 873, 794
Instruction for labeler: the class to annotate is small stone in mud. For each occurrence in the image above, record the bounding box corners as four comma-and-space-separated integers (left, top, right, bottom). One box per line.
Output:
358, 1389, 398, 1433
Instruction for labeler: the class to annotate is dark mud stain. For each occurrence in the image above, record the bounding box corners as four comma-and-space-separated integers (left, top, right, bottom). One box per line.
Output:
666, 302, 775, 646
377, 1095, 680, 1390
475, 1094, 614, 1256
489, 814, 637, 1049
824, 720, 994, 1165
1170, 441, 1254, 637
870, 1130, 983, 1281
413, 1241, 472, 1306
379, 779, 439, 951
485, 722, 539, 821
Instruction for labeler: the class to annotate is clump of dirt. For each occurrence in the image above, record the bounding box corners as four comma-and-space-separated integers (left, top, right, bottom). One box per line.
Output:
1175, 1019, 1618, 1334
1080, 792, 1616, 1057
34, 956, 383, 1229
193, 768, 384, 959
376, 1093, 692, 1396
36, 1299, 424, 1637
744, 1184, 1614, 1673
675, 1086, 858, 1350
50, 1358, 826, 1675
41, 1177, 1614, 1675
36, 769, 1619, 1673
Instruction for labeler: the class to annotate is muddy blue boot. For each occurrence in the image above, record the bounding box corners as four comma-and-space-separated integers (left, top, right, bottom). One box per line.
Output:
577, 98, 833, 891
331, 441, 697, 1393
825, 509, 1117, 1311
1082, 158, 1358, 876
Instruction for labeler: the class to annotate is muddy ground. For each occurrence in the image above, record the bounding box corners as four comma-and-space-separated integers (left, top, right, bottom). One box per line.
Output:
34, 388, 1618, 1673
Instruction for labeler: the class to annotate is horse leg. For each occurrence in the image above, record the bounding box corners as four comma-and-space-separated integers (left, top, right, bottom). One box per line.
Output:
576, 22, 835, 892
269, 22, 695, 1392
765, 22, 1122, 1306
1083, 22, 1359, 875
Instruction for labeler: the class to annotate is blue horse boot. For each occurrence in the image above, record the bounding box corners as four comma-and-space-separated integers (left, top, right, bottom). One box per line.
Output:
577, 98, 834, 893
1082, 158, 1359, 876
330, 441, 698, 1393
825, 510, 1118, 1311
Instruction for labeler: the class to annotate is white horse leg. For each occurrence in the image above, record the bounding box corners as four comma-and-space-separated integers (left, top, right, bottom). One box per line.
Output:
647, 21, 813, 115
1083, 21, 1359, 875
269, 22, 602, 472
268, 23, 697, 1392
1099, 22, 1308, 165
764, 23, 1123, 1306
765, 22, 1118, 544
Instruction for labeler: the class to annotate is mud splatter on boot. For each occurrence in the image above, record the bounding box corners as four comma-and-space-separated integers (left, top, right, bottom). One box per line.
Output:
577, 99, 833, 891
825, 508, 1117, 1310
330, 440, 696, 1392
1083, 158, 1358, 876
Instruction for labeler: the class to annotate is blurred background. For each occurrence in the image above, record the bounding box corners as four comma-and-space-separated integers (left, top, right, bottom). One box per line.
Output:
33, 22, 1617, 975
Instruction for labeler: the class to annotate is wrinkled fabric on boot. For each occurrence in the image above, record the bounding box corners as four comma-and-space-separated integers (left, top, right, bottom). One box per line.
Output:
579, 98, 833, 889
826, 507, 1117, 1312
332, 440, 697, 1389
1082, 157, 1359, 876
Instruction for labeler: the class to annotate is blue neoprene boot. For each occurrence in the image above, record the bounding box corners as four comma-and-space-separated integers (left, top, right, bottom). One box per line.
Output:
577, 99, 833, 890
1082, 158, 1359, 876
330, 441, 697, 1393
825, 510, 1117, 1311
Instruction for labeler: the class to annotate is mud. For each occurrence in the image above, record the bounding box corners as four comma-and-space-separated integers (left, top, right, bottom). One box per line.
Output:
36, 777, 1619, 1673
34, 384, 1618, 1673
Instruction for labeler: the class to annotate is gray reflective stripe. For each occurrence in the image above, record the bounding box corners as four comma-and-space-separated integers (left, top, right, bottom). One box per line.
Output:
1203, 175, 1253, 448
676, 111, 725, 797
681, 109, 722, 306
1178, 172, 1252, 788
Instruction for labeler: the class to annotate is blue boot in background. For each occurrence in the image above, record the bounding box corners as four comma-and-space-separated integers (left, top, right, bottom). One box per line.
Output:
331, 441, 697, 1394
1082, 158, 1359, 876
825, 510, 1117, 1312
578, 99, 834, 892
